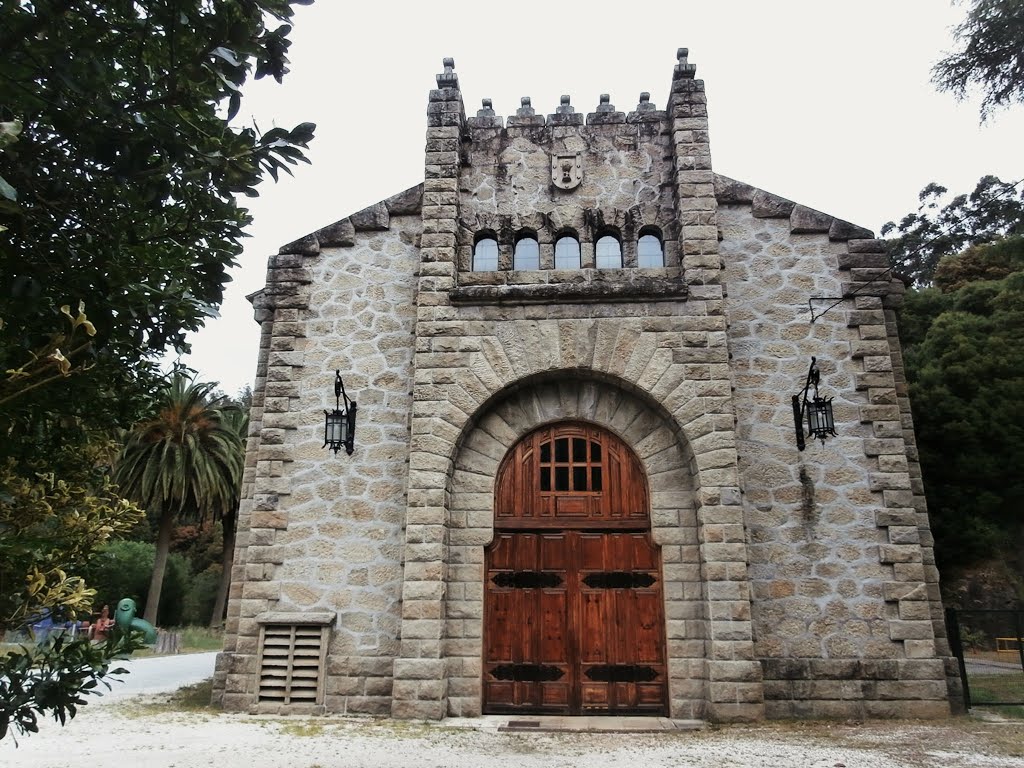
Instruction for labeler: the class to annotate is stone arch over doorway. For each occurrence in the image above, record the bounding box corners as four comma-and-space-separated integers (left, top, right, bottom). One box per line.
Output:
443, 374, 708, 719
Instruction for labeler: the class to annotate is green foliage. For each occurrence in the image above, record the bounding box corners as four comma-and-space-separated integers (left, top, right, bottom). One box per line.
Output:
116, 374, 243, 521
899, 237, 1024, 572
934, 234, 1024, 291
114, 373, 244, 624
933, 0, 1024, 120
81, 540, 189, 627
0, 458, 143, 632
0, 2, 308, 740
0, 631, 145, 742
181, 570, 220, 627
0, 0, 314, 465
881, 175, 1024, 286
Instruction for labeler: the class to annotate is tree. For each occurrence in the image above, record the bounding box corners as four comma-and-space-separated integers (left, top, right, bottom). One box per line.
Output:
0, 1, 311, 739
208, 405, 249, 628
882, 175, 1024, 286
0, 446, 146, 742
898, 236, 1024, 575
933, 0, 1024, 120
0, 452, 143, 636
0, 1, 314, 468
114, 374, 244, 625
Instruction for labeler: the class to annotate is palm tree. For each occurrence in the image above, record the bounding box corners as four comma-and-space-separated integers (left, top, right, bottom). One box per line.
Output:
114, 373, 244, 626
208, 405, 248, 628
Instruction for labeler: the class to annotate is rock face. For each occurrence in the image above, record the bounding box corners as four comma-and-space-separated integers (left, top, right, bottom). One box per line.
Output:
213, 51, 957, 723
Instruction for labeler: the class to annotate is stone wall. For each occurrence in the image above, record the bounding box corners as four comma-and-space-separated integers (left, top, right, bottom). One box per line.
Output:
717, 184, 951, 718
214, 203, 422, 714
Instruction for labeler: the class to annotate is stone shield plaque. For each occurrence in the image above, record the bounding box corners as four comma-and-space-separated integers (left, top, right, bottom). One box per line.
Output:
551, 152, 583, 190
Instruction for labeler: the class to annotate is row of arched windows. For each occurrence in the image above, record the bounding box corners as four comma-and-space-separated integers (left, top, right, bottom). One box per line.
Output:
472, 227, 665, 272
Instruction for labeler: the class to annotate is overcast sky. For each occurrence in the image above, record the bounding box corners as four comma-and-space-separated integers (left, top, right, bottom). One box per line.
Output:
180, 0, 1024, 397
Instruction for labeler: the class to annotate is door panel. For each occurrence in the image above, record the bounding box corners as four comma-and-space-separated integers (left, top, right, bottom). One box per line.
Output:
484, 532, 572, 712
484, 529, 667, 715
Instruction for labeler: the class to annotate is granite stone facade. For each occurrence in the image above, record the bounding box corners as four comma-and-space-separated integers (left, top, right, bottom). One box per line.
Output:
212, 51, 958, 722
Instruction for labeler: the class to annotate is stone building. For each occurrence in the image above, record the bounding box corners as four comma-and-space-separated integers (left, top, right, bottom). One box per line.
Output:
212, 50, 958, 722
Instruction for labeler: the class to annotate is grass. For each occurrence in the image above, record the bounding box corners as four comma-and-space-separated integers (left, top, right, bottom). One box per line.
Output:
281, 721, 326, 737
976, 705, 1024, 719
176, 626, 224, 652
129, 625, 224, 657
118, 678, 218, 716
967, 673, 1024, 706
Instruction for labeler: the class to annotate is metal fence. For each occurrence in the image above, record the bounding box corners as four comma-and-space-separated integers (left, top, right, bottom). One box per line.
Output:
946, 608, 1024, 708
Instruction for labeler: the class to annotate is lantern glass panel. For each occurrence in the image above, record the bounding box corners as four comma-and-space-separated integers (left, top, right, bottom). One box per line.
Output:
326, 411, 346, 445
807, 397, 834, 438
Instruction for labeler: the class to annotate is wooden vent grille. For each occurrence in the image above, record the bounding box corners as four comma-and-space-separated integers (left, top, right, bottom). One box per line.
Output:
257, 623, 328, 705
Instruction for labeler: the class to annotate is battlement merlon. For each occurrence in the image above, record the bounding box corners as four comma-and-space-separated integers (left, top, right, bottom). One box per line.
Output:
428, 57, 467, 129
674, 47, 698, 80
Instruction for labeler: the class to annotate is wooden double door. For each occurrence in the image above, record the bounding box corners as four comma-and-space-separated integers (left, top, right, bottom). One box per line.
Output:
483, 423, 668, 715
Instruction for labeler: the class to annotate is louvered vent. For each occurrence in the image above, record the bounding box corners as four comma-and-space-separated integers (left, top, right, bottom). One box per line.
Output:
257, 623, 328, 705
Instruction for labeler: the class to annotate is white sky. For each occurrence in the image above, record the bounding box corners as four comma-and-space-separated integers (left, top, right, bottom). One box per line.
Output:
180, 0, 1024, 397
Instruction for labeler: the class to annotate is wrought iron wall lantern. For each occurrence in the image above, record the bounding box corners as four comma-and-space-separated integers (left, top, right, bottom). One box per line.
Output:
324, 370, 357, 455
792, 357, 836, 451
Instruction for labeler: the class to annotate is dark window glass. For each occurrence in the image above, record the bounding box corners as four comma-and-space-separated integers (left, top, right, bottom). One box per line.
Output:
591, 466, 603, 491
540, 441, 550, 463
573, 466, 588, 491
591, 441, 601, 462
572, 438, 586, 462
554, 438, 569, 462
540, 467, 551, 491
555, 466, 570, 491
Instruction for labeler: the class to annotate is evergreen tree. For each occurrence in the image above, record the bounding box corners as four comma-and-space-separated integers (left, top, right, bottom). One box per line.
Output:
933, 0, 1024, 120
114, 374, 244, 625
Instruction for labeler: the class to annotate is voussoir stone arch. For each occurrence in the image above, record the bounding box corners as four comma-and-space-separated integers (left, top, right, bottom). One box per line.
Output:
448, 319, 728, 466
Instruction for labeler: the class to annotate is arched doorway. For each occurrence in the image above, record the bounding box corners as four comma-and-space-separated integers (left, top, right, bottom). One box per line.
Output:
483, 422, 668, 715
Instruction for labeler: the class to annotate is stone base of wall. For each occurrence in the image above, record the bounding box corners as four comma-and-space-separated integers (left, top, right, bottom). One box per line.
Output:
762, 659, 952, 719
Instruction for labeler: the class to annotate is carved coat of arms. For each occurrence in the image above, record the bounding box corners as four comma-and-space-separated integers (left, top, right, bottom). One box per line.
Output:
551, 152, 583, 190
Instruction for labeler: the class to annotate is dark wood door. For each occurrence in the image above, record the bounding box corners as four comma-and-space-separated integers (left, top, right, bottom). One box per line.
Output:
483, 423, 667, 715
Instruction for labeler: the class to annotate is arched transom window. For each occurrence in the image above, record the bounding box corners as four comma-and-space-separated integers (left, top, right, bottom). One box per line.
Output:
473, 234, 499, 271
495, 422, 649, 528
595, 234, 623, 269
637, 228, 664, 268
554, 234, 581, 270
513, 232, 540, 270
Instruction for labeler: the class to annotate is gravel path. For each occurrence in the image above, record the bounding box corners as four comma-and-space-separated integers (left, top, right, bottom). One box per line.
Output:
2, 685, 1022, 767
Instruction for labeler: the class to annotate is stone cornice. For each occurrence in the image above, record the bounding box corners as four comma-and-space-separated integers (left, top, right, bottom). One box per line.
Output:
713, 173, 875, 241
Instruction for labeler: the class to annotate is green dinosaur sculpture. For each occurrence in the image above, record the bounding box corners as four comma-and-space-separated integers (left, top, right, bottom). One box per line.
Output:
114, 598, 158, 644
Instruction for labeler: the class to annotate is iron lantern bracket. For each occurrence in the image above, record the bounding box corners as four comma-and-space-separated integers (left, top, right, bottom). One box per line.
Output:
792, 357, 836, 452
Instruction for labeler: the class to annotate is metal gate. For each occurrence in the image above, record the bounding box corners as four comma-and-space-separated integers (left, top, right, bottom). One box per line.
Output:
946, 608, 1024, 708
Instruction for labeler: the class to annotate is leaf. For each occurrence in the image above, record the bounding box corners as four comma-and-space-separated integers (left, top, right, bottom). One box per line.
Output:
227, 93, 241, 123
0, 174, 17, 202
210, 47, 241, 67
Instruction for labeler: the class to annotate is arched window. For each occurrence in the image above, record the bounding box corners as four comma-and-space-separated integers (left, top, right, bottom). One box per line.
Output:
637, 228, 664, 268
554, 234, 581, 270
473, 233, 499, 272
513, 231, 540, 271
595, 234, 622, 269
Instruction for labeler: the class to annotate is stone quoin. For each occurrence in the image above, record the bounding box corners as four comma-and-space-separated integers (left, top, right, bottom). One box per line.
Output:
212, 50, 959, 722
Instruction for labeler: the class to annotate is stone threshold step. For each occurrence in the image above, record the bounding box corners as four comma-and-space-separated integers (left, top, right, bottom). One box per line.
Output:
443, 715, 704, 733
